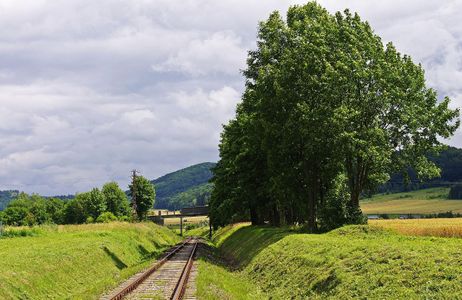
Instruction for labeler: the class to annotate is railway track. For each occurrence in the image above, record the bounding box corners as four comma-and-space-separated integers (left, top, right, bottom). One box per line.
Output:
102, 238, 198, 300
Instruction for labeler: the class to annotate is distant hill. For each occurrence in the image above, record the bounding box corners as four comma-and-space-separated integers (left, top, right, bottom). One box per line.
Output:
0, 190, 19, 211
152, 162, 216, 209
379, 146, 462, 193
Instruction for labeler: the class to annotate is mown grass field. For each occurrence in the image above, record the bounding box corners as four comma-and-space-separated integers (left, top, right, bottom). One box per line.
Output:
360, 187, 462, 214
207, 223, 462, 299
0, 222, 180, 300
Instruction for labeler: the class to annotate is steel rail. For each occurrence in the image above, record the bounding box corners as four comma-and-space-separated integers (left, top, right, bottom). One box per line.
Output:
170, 239, 198, 300
109, 237, 193, 300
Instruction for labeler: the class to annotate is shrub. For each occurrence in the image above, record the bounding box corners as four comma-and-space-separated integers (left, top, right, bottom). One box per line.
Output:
86, 216, 94, 224
118, 215, 130, 222
96, 212, 117, 223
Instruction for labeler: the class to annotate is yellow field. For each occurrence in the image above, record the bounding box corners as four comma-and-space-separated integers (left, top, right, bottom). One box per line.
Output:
360, 187, 462, 214
370, 218, 462, 238
163, 216, 209, 226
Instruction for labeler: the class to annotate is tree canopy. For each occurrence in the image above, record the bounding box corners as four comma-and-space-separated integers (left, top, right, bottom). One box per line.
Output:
129, 176, 156, 220
1, 182, 132, 226
210, 2, 459, 232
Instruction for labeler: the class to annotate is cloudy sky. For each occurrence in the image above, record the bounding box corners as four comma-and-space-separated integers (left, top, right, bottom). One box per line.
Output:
0, 0, 461, 195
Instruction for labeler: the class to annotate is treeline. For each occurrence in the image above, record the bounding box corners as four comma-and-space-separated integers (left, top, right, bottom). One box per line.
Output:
209, 3, 459, 232
0, 176, 155, 226
167, 183, 212, 210
0, 190, 19, 211
379, 147, 462, 193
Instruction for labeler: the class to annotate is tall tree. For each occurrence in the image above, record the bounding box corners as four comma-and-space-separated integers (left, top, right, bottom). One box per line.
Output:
331, 11, 460, 216
129, 176, 156, 220
210, 2, 459, 231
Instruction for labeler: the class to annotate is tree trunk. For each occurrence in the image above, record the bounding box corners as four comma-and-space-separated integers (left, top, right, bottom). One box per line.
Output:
250, 205, 260, 225
307, 181, 317, 232
272, 204, 280, 226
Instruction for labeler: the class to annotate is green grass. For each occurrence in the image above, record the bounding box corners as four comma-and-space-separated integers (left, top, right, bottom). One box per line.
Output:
196, 243, 266, 300
360, 187, 462, 214
213, 224, 462, 299
0, 222, 180, 299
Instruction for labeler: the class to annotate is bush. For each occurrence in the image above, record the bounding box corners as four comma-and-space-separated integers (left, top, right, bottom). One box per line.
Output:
96, 212, 117, 223
318, 175, 350, 232
118, 215, 130, 222
86, 216, 94, 224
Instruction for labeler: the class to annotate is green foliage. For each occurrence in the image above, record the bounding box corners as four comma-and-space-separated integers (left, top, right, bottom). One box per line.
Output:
168, 183, 213, 209
0, 222, 180, 299
152, 162, 215, 209
2, 193, 66, 226
102, 182, 130, 217
318, 175, 350, 232
0, 190, 19, 211
210, 2, 459, 231
2, 205, 29, 226
64, 196, 86, 224
3, 182, 131, 226
129, 176, 156, 220
379, 147, 462, 193
85, 188, 107, 218
96, 212, 117, 223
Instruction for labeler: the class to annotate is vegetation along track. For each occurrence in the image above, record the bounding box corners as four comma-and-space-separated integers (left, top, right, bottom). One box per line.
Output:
102, 237, 198, 300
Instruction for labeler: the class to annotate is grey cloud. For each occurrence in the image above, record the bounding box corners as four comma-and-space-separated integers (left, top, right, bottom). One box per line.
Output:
0, 0, 461, 195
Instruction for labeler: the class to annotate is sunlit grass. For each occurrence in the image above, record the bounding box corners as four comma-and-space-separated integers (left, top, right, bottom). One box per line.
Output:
212, 224, 462, 299
0, 222, 180, 300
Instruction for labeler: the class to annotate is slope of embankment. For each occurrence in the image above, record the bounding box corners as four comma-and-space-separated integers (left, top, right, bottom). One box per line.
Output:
0, 222, 180, 299
213, 223, 462, 299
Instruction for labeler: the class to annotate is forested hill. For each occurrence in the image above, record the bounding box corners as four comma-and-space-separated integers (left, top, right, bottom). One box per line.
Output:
2, 147, 461, 211
152, 162, 216, 210
0, 190, 19, 211
380, 146, 462, 192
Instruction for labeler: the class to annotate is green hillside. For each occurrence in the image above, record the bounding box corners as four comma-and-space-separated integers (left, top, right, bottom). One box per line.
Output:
0, 191, 19, 211
0, 222, 180, 299
360, 187, 462, 214
152, 162, 215, 209
379, 146, 462, 193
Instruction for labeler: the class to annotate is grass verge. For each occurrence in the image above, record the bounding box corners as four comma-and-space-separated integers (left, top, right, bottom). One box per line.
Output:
213, 224, 462, 299
0, 222, 180, 299
196, 242, 266, 300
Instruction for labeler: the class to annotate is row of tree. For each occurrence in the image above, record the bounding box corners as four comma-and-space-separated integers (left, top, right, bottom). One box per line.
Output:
209, 2, 459, 232
0, 176, 156, 226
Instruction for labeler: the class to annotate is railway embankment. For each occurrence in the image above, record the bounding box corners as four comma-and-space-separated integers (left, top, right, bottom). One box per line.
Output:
208, 223, 462, 299
0, 222, 180, 299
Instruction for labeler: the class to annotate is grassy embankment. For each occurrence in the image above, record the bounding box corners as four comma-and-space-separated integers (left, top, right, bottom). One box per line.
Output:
200, 222, 462, 299
0, 222, 180, 300
360, 187, 462, 214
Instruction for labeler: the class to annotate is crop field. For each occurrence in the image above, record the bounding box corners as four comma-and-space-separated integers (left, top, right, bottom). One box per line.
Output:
0, 222, 180, 300
163, 215, 209, 226
359, 187, 462, 214
370, 218, 462, 238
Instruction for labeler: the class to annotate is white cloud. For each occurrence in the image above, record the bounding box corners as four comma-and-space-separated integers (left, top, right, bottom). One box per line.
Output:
152, 31, 246, 76
0, 0, 460, 194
